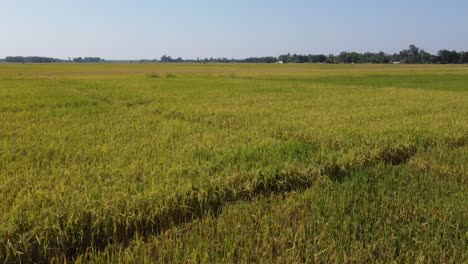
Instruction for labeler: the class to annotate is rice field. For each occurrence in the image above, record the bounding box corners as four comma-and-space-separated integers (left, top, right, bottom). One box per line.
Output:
0, 63, 467, 263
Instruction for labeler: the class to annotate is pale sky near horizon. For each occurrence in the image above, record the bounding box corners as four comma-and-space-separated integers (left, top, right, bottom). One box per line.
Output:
1, 0, 467, 60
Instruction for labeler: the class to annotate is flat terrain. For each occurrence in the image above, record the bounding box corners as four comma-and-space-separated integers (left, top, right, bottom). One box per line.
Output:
0, 64, 467, 263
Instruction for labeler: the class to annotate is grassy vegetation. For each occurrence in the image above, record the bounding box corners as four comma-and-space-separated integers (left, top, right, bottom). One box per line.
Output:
0, 63, 467, 263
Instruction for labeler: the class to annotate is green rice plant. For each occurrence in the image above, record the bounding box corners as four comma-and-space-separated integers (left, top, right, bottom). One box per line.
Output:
0, 63, 466, 263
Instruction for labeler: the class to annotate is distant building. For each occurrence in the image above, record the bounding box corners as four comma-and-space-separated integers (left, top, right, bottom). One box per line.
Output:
276, 61, 284, 64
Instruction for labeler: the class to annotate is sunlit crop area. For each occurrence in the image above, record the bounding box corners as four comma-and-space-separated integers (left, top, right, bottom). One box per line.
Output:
0, 64, 467, 263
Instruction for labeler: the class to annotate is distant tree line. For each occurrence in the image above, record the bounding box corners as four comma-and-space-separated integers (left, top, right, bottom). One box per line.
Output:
4, 45, 468, 64
272, 45, 467, 64
3, 56, 103, 63
142, 46, 468, 64
72, 57, 103, 63
326, 45, 468, 64
141, 55, 280, 63
5, 56, 63, 63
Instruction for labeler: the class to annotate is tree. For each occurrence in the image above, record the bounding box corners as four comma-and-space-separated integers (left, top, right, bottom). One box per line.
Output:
460, 52, 468, 63
73, 57, 84, 63
438, 50, 461, 64
326, 54, 336, 64
419, 49, 434, 64
160, 55, 173, 62
5, 56, 60, 63
84, 57, 102, 63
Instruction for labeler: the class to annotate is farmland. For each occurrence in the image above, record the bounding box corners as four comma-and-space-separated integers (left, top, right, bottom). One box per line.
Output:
0, 63, 467, 263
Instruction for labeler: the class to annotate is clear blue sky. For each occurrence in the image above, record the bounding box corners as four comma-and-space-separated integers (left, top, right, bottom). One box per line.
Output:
1, 0, 467, 60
